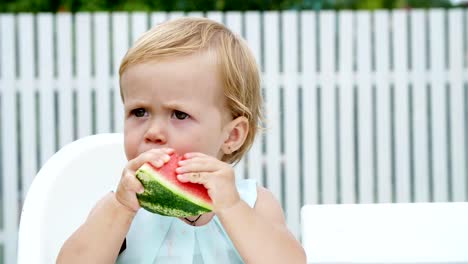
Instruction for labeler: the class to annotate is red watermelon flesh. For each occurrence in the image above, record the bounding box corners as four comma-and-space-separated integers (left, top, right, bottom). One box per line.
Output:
136, 153, 213, 217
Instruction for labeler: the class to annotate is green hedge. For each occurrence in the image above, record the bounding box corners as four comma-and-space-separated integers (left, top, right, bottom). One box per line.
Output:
0, 0, 456, 12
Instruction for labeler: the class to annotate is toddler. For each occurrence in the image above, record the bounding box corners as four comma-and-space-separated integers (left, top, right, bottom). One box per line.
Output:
57, 17, 305, 264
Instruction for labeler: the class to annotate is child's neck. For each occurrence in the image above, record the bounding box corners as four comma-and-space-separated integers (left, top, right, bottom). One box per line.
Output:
180, 212, 215, 227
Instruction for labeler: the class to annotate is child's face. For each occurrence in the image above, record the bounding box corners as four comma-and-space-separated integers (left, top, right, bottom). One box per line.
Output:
121, 52, 231, 161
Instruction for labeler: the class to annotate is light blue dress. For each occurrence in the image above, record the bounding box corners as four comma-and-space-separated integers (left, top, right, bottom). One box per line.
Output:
116, 179, 257, 264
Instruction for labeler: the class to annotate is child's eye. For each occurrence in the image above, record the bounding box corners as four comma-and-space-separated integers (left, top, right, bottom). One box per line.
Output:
131, 108, 147, 117
172, 110, 189, 120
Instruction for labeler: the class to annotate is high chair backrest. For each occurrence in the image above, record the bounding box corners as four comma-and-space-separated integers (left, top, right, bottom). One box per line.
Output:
17, 133, 127, 264
301, 202, 468, 263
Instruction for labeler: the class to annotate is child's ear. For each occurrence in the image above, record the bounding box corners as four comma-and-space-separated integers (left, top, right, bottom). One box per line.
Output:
222, 116, 249, 154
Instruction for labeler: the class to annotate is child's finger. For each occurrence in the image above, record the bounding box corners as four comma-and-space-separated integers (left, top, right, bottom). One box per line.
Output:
177, 172, 208, 185
128, 150, 171, 170
176, 162, 218, 175
182, 152, 208, 159
177, 156, 219, 173
149, 148, 174, 155
122, 170, 145, 194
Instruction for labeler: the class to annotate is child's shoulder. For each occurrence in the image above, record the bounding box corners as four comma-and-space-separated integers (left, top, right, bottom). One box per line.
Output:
251, 184, 286, 224
236, 178, 257, 208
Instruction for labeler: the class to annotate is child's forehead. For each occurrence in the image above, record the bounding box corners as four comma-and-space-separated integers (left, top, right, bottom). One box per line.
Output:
153, 49, 218, 67
127, 50, 218, 75
121, 53, 226, 108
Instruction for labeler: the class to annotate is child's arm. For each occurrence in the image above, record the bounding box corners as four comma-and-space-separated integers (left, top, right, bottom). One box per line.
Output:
56, 192, 135, 264
217, 187, 306, 264
56, 148, 173, 263
177, 152, 306, 264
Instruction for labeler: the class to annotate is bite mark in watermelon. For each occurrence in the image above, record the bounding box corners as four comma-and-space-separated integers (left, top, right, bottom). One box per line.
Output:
136, 153, 213, 217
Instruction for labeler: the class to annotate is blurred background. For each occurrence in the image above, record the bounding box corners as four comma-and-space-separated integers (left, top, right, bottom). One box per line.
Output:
0, 0, 467, 12
1, 0, 467, 263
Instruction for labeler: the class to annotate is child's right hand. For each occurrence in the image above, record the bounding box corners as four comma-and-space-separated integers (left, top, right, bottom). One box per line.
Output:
115, 148, 174, 213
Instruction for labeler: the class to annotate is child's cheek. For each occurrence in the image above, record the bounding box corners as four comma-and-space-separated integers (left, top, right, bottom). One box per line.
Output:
170, 121, 199, 151
123, 134, 141, 160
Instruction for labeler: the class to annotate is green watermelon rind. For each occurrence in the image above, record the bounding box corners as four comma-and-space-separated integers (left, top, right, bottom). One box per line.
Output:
136, 165, 212, 217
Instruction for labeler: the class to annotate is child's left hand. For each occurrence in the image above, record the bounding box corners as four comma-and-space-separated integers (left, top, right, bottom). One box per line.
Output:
175, 152, 241, 213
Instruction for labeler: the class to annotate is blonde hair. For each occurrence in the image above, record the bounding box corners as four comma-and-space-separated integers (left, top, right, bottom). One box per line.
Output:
119, 17, 263, 164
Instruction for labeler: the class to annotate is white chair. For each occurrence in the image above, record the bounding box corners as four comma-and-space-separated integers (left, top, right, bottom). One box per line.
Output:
17, 133, 127, 264
301, 202, 468, 264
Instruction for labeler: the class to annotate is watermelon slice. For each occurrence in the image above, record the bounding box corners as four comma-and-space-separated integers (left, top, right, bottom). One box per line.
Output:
135, 153, 213, 217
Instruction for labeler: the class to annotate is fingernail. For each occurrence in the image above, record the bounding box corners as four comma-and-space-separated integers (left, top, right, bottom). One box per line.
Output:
163, 154, 171, 162
175, 167, 184, 173
138, 188, 144, 194
177, 174, 185, 181
153, 160, 163, 167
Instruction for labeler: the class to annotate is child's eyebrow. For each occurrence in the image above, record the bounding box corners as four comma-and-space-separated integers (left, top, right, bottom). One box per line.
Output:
124, 99, 199, 113
162, 101, 191, 110
123, 99, 147, 108
163, 100, 202, 116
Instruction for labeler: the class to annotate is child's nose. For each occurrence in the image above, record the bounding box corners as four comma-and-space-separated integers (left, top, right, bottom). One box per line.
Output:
144, 120, 167, 145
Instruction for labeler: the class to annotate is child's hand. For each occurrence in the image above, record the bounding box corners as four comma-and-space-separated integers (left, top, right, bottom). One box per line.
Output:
115, 148, 174, 213
175, 152, 241, 213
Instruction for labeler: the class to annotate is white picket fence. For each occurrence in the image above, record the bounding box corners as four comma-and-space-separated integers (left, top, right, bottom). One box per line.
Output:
1, 9, 467, 263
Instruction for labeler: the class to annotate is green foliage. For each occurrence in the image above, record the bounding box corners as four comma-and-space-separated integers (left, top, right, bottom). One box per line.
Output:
0, 0, 456, 12
0, 0, 58, 12
328, 0, 454, 9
